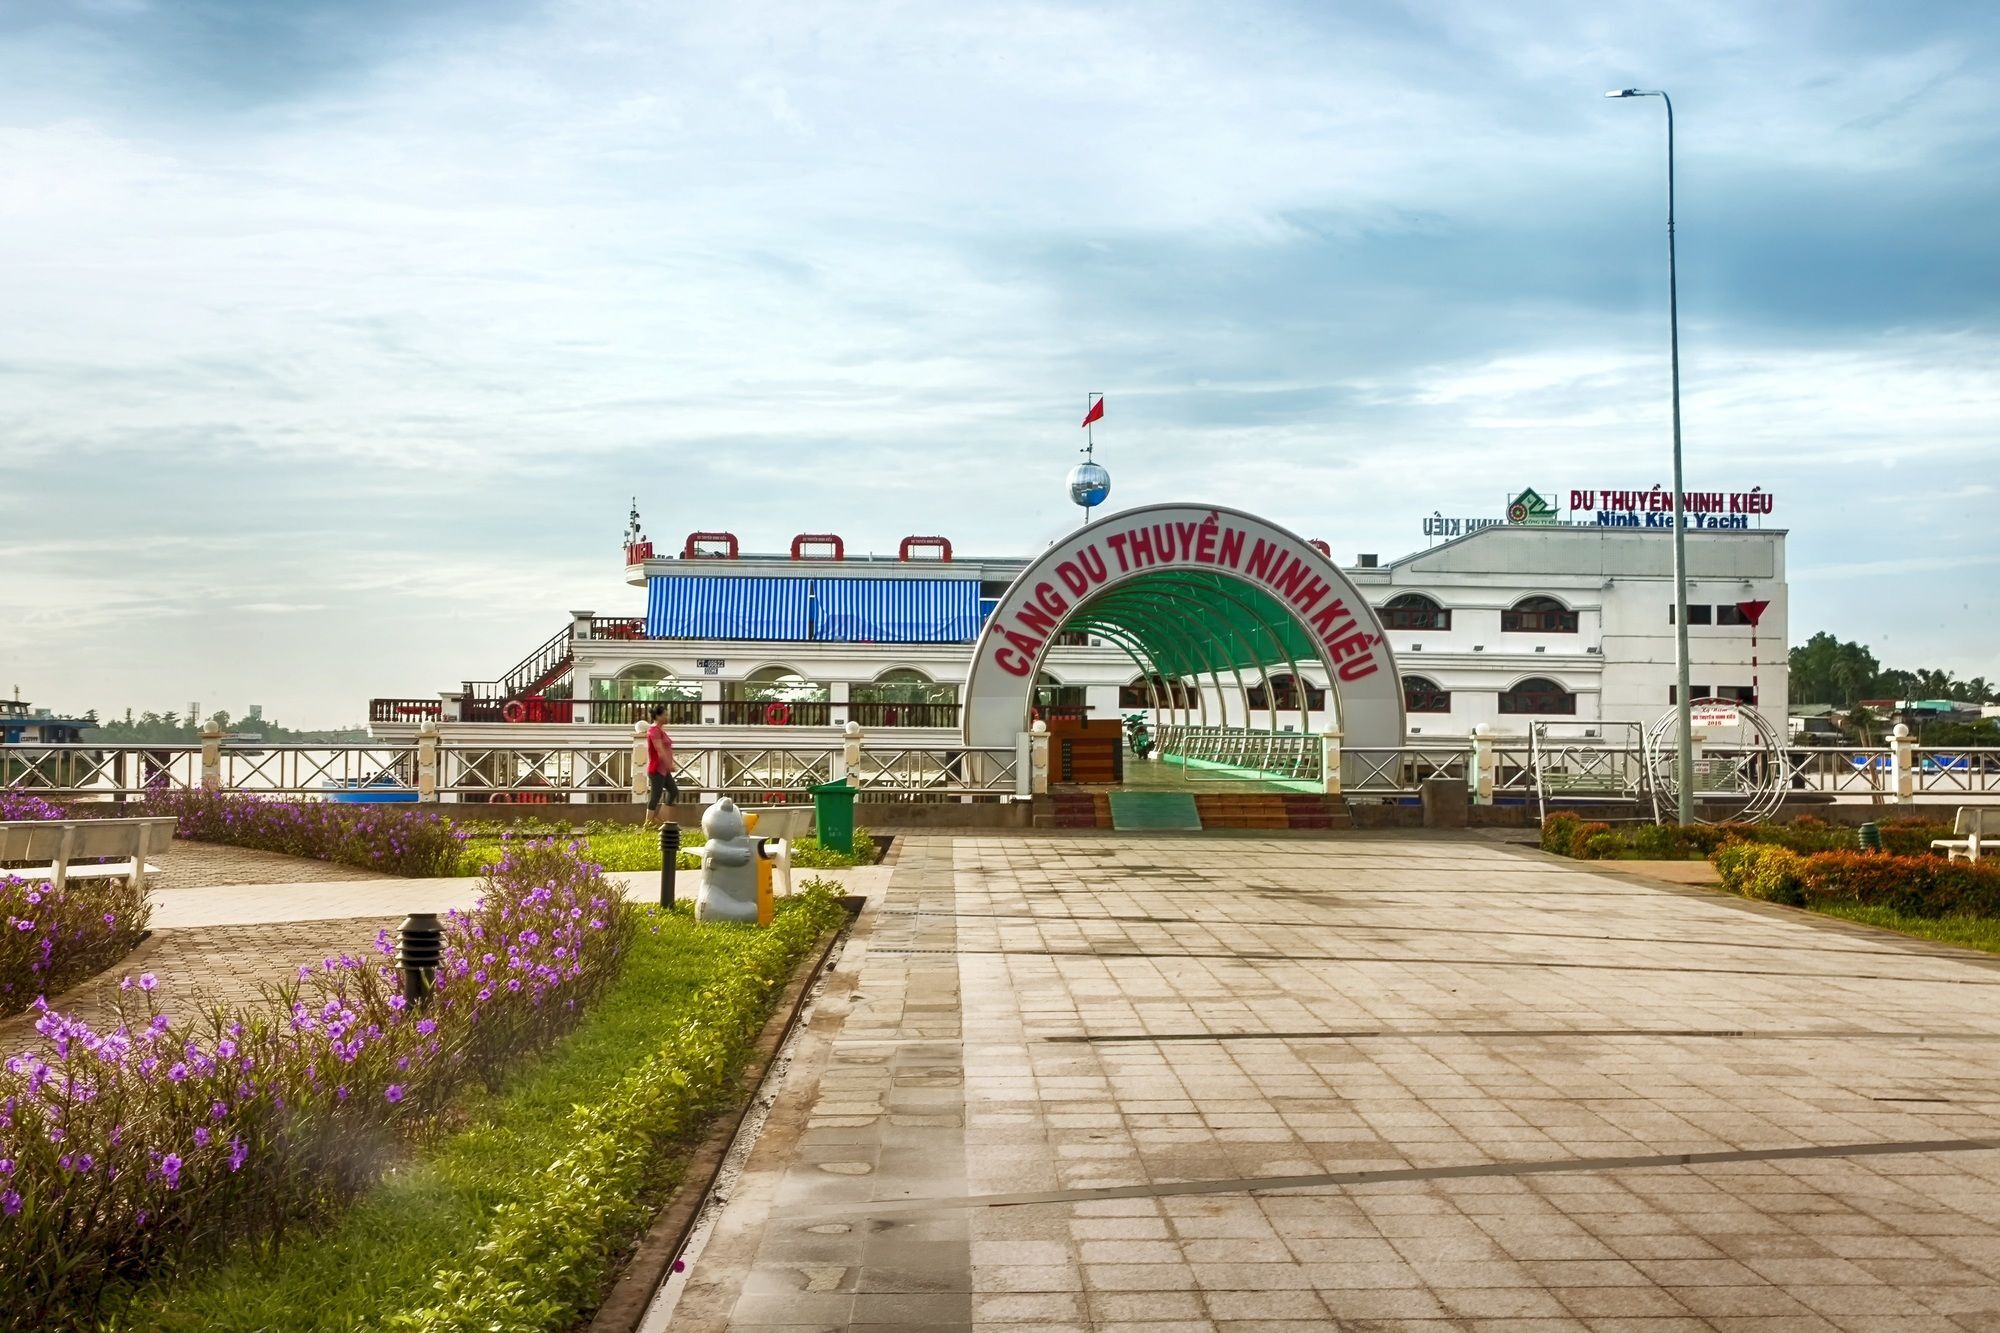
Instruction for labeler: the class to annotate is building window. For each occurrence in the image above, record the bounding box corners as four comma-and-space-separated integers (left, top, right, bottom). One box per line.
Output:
1247, 673, 1327, 711
1502, 596, 1578, 634
1718, 685, 1757, 703
1669, 604, 1712, 624
1379, 593, 1450, 631
1668, 684, 1712, 704
1403, 676, 1450, 714
1119, 676, 1195, 708
1499, 677, 1576, 715
1715, 604, 1750, 626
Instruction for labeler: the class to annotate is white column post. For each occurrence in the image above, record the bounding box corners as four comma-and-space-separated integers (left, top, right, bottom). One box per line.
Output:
1468, 724, 1494, 805
1686, 725, 1707, 821
1014, 730, 1034, 798
200, 720, 223, 791
1322, 728, 1344, 797
630, 720, 649, 803
829, 680, 852, 727
836, 720, 863, 784
1889, 723, 1917, 805
1030, 719, 1051, 796
417, 720, 440, 802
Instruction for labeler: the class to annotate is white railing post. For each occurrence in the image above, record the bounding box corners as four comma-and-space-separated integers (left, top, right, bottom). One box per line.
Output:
1890, 723, 1917, 804
837, 721, 863, 784
630, 721, 649, 802
200, 720, 223, 791
1030, 720, 1051, 795
417, 721, 440, 801
1468, 724, 1494, 805
1321, 729, 1343, 796
1014, 733, 1033, 798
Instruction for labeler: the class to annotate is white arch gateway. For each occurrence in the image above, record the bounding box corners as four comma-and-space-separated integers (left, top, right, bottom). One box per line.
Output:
961, 503, 1406, 751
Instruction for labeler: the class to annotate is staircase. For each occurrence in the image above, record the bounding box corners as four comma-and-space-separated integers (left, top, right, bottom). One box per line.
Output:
464, 625, 578, 720
1034, 791, 1352, 832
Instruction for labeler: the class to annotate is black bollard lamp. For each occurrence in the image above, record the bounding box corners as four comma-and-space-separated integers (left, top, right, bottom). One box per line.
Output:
395, 912, 444, 1006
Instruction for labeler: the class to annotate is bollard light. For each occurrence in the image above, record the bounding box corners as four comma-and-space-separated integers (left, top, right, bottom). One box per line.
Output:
394, 912, 444, 1006
659, 822, 681, 908
1857, 822, 1882, 854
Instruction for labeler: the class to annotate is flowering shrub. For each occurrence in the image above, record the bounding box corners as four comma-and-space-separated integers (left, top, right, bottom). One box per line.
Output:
1, 873, 150, 1019
136, 788, 467, 878
0, 791, 67, 822
0, 839, 632, 1326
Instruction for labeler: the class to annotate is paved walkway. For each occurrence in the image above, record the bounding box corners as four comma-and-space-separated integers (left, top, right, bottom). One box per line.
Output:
671, 832, 2000, 1332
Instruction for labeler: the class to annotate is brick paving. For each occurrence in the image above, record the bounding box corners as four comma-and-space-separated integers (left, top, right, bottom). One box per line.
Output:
1, 840, 402, 1047
152, 839, 398, 890
672, 832, 2000, 1332
0, 917, 399, 1045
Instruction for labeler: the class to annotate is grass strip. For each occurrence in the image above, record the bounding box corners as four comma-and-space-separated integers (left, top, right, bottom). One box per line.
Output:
1804, 901, 2000, 956
106, 892, 845, 1331
456, 823, 874, 874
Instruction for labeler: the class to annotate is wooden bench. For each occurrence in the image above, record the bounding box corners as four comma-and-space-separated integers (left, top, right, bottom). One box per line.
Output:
0, 817, 177, 893
1933, 808, 1990, 864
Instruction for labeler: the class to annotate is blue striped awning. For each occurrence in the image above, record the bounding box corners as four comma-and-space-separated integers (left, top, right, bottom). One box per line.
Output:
812, 578, 982, 643
646, 576, 812, 640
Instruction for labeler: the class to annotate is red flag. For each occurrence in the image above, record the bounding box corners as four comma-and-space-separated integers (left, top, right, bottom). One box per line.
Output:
1080, 397, 1105, 428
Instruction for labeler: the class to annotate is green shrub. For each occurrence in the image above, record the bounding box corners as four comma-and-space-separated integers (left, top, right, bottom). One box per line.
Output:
1567, 822, 1614, 859
387, 885, 850, 1331
1713, 842, 1807, 904
1540, 812, 1582, 856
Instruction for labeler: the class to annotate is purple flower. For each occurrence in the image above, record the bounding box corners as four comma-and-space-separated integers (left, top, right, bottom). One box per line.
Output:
138, 973, 157, 992
167, 1063, 189, 1082
228, 1138, 247, 1171
415, 1018, 436, 1036
160, 1153, 183, 1189
194, 1126, 211, 1147
1, 1191, 18, 1216
385, 1084, 405, 1104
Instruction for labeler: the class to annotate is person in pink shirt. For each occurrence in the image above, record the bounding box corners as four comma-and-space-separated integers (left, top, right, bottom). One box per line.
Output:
644, 703, 679, 823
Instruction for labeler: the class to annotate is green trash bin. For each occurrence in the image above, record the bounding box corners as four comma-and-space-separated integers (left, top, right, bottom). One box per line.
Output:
811, 780, 858, 857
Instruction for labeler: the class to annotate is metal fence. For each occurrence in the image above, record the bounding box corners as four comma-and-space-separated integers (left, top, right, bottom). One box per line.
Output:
2, 741, 1025, 804
1151, 726, 1322, 781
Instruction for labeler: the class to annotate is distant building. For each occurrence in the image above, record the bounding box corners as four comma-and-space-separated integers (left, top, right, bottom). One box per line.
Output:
370, 523, 1789, 745
0, 698, 89, 745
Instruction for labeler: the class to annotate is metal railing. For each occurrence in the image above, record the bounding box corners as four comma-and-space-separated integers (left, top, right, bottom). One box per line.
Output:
1152, 726, 1322, 782
385, 698, 961, 728
3, 741, 1026, 803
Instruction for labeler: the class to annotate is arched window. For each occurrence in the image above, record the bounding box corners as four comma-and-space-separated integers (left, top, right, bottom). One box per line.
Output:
1403, 676, 1450, 714
1032, 671, 1087, 716
1499, 677, 1576, 715
1502, 596, 1578, 634
1118, 676, 1195, 708
729, 666, 829, 703
592, 665, 697, 702
1247, 673, 1327, 710
1380, 593, 1450, 631
852, 668, 956, 708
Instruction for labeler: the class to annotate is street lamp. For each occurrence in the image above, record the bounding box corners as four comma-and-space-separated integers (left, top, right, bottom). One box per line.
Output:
1607, 86, 1694, 825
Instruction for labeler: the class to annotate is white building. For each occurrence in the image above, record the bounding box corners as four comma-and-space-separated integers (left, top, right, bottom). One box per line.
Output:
368, 522, 1786, 747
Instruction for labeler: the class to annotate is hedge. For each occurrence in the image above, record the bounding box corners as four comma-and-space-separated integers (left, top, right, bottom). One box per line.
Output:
1541, 811, 1954, 862
1713, 844, 2000, 918
387, 883, 851, 1331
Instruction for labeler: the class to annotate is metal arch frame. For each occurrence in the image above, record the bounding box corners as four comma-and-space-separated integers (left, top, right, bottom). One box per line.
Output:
1063, 570, 1320, 736
1071, 583, 1263, 733
1074, 586, 1265, 733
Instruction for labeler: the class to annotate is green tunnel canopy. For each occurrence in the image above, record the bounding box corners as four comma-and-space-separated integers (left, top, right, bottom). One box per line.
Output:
1062, 569, 1322, 682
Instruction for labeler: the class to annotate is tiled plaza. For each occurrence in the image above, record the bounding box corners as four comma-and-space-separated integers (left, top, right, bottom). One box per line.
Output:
671, 833, 2000, 1332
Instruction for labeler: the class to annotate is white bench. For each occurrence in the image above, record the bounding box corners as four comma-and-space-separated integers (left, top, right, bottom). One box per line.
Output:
1933, 808, 1990, 864
0, 817, 177, 893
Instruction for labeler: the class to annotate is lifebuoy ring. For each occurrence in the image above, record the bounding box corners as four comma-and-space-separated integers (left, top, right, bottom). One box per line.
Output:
501, 700, 527, 723
764, 701, 792, 726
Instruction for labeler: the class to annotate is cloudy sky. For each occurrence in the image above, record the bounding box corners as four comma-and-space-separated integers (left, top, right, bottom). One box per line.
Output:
2, 0, 1994, 724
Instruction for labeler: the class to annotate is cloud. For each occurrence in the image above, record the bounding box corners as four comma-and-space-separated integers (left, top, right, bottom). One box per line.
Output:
2, 0, 1997, 719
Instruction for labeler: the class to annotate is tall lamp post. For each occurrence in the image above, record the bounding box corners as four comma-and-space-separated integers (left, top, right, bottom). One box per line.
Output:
1607, 86, 1693, 825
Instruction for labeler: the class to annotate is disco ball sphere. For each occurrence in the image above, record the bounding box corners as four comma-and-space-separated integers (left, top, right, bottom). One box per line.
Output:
1068, 461, 1111, 508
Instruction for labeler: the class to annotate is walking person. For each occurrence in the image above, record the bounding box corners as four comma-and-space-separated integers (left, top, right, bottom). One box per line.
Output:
644, 703, 680, 824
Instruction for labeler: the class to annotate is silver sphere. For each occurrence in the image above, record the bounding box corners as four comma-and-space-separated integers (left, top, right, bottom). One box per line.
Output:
1068, 461, 1111, 508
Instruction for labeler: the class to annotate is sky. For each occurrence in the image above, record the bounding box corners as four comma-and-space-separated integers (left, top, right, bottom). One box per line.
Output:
2, 0, 1995, 724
